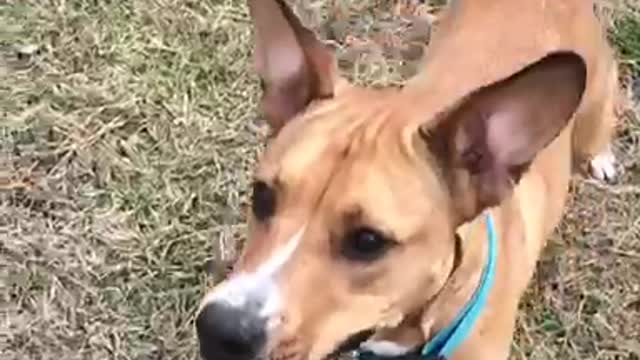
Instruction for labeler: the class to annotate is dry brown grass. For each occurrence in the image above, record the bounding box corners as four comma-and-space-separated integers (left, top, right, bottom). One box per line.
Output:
1, 1, 638, 359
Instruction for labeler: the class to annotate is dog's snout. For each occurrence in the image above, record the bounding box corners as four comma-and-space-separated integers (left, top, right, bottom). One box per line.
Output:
196, 302, 267, 360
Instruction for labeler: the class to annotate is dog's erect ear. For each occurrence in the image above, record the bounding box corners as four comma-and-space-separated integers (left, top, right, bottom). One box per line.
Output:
248, 0, 337, 133
425, 51, 587, 222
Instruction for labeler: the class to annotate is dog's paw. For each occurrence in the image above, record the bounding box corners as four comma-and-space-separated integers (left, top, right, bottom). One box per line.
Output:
589, 145, 619, 183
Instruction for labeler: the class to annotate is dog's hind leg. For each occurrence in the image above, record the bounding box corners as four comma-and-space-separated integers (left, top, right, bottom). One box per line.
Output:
572, 53, 622, 183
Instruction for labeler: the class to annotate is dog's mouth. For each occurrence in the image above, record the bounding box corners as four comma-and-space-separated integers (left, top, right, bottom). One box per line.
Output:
321, 328, 424, 360
322, 328, 376, 360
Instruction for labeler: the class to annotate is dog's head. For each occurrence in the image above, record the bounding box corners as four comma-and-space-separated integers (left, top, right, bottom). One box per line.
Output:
196, 1, 587, 359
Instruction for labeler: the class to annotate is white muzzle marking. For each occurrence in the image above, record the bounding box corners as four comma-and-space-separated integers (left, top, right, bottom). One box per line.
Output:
201, 226, 305, 321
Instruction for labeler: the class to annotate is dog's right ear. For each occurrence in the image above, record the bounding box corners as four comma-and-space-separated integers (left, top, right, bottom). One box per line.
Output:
248, 0, 337, 133
423, 51, 587, 224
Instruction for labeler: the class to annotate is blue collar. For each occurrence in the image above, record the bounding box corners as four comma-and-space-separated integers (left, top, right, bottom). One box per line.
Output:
420, 212, 498, 359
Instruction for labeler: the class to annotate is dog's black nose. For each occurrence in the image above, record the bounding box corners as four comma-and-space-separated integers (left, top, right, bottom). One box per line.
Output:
196, 302, 267, 360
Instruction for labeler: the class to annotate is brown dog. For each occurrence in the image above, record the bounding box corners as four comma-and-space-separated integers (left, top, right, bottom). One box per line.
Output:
195, 0, 620, 359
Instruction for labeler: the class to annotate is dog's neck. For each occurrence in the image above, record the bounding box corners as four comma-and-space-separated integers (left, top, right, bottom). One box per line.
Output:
420, 213, 493, 341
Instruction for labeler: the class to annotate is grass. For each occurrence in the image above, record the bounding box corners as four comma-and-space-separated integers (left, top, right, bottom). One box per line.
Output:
611, 6, 640, 78
0, 1, 638, 359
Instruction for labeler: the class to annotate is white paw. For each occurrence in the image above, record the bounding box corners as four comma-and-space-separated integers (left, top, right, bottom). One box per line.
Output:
360, 340, 412, 357
589, 145, 618, 183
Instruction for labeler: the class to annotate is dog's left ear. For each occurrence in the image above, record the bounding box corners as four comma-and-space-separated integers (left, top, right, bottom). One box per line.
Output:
248, 0, 337, 133
425, 51, 587, 223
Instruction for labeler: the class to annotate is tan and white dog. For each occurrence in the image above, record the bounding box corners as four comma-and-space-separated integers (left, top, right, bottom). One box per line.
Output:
195, 0, 621, 359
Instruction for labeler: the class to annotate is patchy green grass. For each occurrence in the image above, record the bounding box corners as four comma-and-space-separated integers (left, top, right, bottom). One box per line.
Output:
1, 1, 638, 360
611, 7, 640, 77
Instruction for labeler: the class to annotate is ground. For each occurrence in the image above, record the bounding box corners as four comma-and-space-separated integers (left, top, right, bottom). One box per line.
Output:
1, 1, 639, 359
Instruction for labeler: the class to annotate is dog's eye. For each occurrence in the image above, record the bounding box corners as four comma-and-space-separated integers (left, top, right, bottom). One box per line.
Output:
251, 181, 276, 221
342, 227, 393, 262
